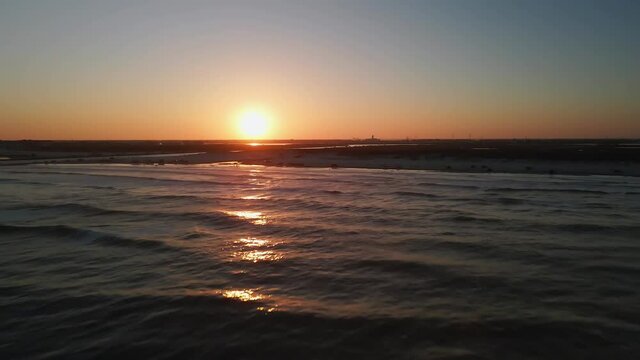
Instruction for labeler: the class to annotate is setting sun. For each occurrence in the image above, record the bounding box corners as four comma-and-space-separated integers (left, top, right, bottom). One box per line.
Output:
237, 108, 270, 139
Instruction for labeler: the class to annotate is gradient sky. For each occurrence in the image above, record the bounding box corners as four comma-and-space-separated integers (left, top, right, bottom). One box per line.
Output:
1, 0, 638, 140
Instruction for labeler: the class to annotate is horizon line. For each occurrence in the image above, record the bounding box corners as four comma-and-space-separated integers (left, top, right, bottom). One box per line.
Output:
2, 137, 640, 142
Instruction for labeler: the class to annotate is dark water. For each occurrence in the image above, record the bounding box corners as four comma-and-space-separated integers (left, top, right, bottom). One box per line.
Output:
1, 164, 640, 359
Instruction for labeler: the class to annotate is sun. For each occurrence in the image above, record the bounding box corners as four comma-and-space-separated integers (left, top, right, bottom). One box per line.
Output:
237, 108, 270, 139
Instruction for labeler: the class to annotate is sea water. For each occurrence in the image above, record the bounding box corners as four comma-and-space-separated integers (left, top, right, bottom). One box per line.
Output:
1, 164, 639, 359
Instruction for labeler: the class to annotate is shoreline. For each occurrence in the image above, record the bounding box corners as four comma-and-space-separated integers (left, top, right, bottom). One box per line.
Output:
238, 154, 640, 177
2, 140, 639, 177
3, 151, 639, 177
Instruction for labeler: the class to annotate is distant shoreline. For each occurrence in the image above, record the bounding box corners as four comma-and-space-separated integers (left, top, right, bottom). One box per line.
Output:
3, 152, 639, 178
1, 139, 639, 177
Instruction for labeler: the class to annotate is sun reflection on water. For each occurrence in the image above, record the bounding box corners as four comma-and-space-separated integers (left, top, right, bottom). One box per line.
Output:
237, 237, 269, 247
240, 194, 268, 200
220, 290, 277, 312
232, 237, 283, 263
256, 306, 276, 313
225, 210, 267, 225
237, 250, 282, 263
222, 289, 263, 302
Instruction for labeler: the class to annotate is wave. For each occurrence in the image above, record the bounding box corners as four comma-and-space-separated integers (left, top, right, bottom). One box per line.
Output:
393, 191, 438, 198
411, 239, 573, 267
5, 199, 399, 238
7, 170, 235, 186
6, 201, 387, 238
6, 202, 248, 229
584, 202, 613, 209
494, 197, 525, 205
243, 194, 352, 212
259, 222, 364, 239
9, 202, 129, 216
439, 215, 503, 224
144, 194, 203, 201
0, 177, 59, 186
0, 224, 176, 252
11, 167, 274, 181
350, 258, 510, 290
1, 176, 122, 190
290, 177, 363, 185
321, 190, 343, 195
180, 231, 208, 240
84, 185, 118, 190
487, 187, 608, 195
533, 223, 640, 235
552, 223, 617, 232
581, 264, 640, 276
419, 182, 479, 190
352, 258, 453, 277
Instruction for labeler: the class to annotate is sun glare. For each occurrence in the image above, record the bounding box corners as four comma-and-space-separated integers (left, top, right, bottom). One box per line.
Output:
237, 108, 270, 139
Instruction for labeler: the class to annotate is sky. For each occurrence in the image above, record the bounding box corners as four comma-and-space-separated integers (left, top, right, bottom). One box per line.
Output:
0, 0, 638, 140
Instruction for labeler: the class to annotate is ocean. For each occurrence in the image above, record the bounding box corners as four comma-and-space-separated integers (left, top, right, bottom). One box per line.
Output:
1, 164, 639, 359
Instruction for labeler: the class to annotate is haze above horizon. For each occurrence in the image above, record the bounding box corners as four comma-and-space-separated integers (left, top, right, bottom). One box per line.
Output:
1, 0, 638, 140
